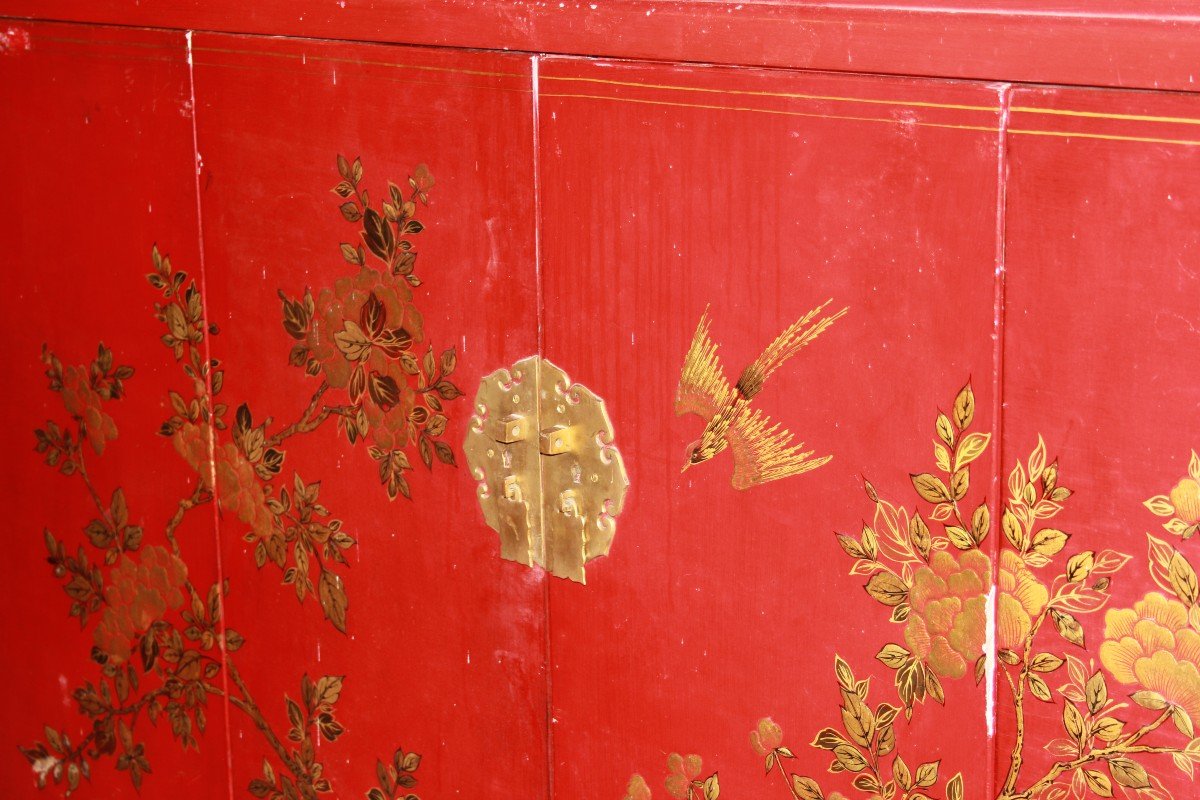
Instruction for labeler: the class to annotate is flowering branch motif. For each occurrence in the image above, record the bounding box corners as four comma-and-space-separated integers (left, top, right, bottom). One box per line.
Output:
620, 385, 1200, 800
19, 156, 448, 798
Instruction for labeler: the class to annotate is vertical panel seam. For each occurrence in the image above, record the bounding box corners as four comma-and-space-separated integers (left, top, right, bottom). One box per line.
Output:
988, 80, 1015, 800
185, 29, 237, 800
532, 53, 556, 800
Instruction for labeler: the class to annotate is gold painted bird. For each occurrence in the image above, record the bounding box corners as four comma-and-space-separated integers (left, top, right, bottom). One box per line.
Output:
675, 300, 848, 490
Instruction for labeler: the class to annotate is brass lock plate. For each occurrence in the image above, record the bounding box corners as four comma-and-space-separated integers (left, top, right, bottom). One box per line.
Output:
463, 355, 629, 583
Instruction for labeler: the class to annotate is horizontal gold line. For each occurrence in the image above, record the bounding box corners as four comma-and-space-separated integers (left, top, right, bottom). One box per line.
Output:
1013, 105, 1200, 126
542, 73, 1000, 114
540, 92, 998, 133
1009, 128, 1200, 146
193, 45, 527, 80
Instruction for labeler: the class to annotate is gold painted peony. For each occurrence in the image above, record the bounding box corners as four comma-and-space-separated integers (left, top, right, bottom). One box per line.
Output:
94, 546, 188, 664
997, 550, 1049, 653
1100, 592, 1200, 725
1170, 478, 1200, 526
905, 549, 990, 680
61, 365, 118, 455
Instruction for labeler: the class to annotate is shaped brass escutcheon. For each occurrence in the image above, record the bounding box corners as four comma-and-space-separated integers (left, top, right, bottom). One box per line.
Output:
463, 356, 628, 583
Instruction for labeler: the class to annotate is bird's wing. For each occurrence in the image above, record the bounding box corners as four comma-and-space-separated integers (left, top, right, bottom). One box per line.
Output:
675, 307, 733, 421
727, 404, 831, 490
736, 300, 847, 399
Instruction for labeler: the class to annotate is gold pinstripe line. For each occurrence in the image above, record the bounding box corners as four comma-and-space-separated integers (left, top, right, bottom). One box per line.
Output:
541, 73, 1000, 113
1012, 105, 1200, 126
540, 91, 999, 133
1008, 128, 1200, 146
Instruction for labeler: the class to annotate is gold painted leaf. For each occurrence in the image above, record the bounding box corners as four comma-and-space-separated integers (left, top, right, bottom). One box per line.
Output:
936, 414, 954, 447
934, 443, 951, 473
914, 760, 939, 788
1030, 653, 1064, 673
865, 573, 908, 607
911, 473, 951, 504
1092, 717, 1123, 742
946, 774, 964, 800
832, 744, 868, 773
792, 777, 823, 800
946, 526, 974, 551
953, 383, 974, 429
1028, 674, 1052, 702
998, 513, 1027, 551
1109, 758, 1150, 789
1063, 702, 1085, 742
1031, 528, 1069, 557
1082, 769, 1113, 798
1144, 495, 1176, 517
1085, 672, 1108, 714
951, 469, 969, 502
1051, 609, 1085, 648
894, 757, 912, 791
955, 432, 990, 470
1169, 552, 1199, 605
1065, 551, 1094, 583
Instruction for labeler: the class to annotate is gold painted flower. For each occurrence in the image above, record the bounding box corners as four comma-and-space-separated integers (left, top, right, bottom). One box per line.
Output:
664, 753, 703, 799
359, 358, 419, 450
624, 774, 652, 800
94, 546, 188, 664
61, 365, 117, 454
1145, 451, 1200, 537
904, 549, 989, 680
1100, 592, 1200, 725
997, 550, 1049, 653
1171, 478, 1200, 526
307, 267, 424, 389
214, 442, 273, 541
171, 421, 211, 484
749, 717, 783, 756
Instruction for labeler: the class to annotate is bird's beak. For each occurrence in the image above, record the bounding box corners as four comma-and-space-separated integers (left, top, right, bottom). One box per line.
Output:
681, 461, 692, 474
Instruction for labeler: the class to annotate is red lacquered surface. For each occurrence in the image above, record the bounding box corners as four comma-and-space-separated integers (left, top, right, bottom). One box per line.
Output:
999, 85, 1200, 800
537, 56, 1005, 799
0, 23, 229, 799
188, 33, 546, 799
5, 7, 1200, 800
4, 1, 1200, 93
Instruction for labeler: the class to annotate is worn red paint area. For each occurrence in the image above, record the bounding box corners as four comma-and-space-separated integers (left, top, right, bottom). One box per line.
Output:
537, 56, 1004, 799
0, 22, 229, 799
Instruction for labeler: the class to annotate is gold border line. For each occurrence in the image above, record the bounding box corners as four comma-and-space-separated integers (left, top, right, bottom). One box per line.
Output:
193, 45, 527, 81
541, 73, 1000, 114
1008, 128, 1200, 146
1012, 105, 1200, 126
539, 92, 998, 133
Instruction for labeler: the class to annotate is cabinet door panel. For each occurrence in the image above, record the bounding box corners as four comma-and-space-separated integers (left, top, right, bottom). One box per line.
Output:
1001, 86, 1200, 800
188, 34, 546, 799
537, 57, 1004, 799
0, 23, 227, 799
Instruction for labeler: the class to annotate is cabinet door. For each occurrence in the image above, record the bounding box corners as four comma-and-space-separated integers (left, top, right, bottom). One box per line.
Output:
188, 34, 546, 799
536, 56, 1004, 799
1000, 86, 1200, 800
0, 22, 228, 798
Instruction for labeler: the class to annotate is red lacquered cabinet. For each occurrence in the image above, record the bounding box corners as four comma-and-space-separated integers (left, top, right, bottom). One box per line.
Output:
2, 5, 1199, 800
